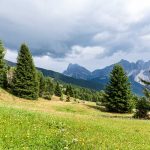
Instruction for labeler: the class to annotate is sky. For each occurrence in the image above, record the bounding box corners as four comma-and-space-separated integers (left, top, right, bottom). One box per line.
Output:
1, 0, 150, 72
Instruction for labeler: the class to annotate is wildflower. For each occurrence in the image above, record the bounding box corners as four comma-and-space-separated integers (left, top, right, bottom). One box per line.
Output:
72, 138, 78, 143
64, 146, 69, 150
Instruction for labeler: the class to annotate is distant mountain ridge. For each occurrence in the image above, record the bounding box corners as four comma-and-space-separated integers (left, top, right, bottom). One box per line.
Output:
63, 63, 91, 80
63, 59, 150, 82
63, 59, 149, 95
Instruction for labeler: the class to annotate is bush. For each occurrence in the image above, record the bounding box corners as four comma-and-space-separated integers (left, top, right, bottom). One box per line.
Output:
42, 92, 52, 100
134, 97, 150, 119
96, 102, 102, 106
60, 94, 64, 101
66, 93, 70, 102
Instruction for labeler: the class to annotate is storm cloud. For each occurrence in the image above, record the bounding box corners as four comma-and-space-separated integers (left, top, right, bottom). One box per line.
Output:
1, 0, 150, 72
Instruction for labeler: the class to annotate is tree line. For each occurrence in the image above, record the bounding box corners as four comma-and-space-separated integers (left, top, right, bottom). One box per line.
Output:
0, 40, 150, 119
0, 41, 104, 102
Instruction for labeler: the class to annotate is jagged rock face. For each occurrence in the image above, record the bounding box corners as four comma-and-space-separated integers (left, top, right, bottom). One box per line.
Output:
63, 63, 91, 80
63, 59, 150, 85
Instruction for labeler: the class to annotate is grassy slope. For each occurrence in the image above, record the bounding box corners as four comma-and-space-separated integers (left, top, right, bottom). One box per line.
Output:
0, 89, 150, 150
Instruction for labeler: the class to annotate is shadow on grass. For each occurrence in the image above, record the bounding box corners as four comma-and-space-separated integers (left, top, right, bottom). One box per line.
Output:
85, 103, 133, 119
85, 104, 106, 112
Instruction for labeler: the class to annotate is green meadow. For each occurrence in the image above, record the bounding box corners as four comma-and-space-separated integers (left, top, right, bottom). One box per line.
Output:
0, 89, 150, 150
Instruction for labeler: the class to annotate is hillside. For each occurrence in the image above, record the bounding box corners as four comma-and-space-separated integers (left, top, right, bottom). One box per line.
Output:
6, 60, 144, 95
6, 60, 103, 91
0, 89, 150, 149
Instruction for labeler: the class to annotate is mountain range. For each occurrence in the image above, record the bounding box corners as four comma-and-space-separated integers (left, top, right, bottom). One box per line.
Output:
7, 59, 149, 95
63, 59, 150, 95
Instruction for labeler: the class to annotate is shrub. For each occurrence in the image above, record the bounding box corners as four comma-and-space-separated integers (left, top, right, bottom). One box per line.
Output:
134, 97, 150, 119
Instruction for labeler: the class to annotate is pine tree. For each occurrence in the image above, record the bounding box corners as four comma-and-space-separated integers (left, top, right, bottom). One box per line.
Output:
105, 64, 133, 113
12, 44, 38, 100
0, 40, 7, 88
54, 82, 62, 97
38, 71, 45, 97
42, 77, 54, 100
65, 85, 74, 97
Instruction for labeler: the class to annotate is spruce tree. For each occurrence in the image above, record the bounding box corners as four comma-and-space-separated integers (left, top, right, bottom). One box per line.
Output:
54, 82, 62, 97
105, 64, 133, 113
42, 77, 54, 100
38, 71, 45, 97
65, 85, 74, 97
13, 44, 38, 100
0, 40, 7, 88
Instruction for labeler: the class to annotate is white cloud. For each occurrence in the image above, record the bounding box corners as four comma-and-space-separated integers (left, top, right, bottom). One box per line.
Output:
68, 45, 105, 59
5, 49, 17, 62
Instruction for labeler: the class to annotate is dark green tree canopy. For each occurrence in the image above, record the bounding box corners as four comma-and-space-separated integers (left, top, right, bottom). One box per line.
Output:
134, 75, 150, 119
105, 64, 133, 113
65, 85, 74, 97
13, 44, 38, 100
0, 40, 7, 87
54, 82, 62, 97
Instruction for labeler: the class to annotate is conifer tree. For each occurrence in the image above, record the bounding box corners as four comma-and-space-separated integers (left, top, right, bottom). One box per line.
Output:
42, 77, 54, 100
0, 40, 7, 88
105, 64, 133, 113
54, 82, 62, 97
13, 44, 38, 100
38, 71, 45, 97
65, 85, 74, 97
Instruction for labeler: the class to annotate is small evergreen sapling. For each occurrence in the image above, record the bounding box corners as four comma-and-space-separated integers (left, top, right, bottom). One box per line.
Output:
66, 92, 70, 102
55, 82, 62, 97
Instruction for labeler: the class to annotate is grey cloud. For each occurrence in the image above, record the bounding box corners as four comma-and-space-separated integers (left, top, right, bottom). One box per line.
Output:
1, 0, 150, 61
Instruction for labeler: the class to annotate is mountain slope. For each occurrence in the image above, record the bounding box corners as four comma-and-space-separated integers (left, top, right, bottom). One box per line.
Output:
63, 59, 147, 95
63, 63, 91, 80
37, 67, 103, 90
6, 60, 103, 91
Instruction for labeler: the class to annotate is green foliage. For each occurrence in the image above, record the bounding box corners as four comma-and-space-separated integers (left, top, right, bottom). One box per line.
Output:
12, 44, 38, 100
134, 97, 150, 119
65, 85, 74, 97
0, 40, 7, 88
55, 82, 62, 97
66, 92, 71, 102
134, 75, 150, 119
105, 64, 133, 113
38, 72, 54, 100
37, 71, 45, 97
63, 84, 105, 102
